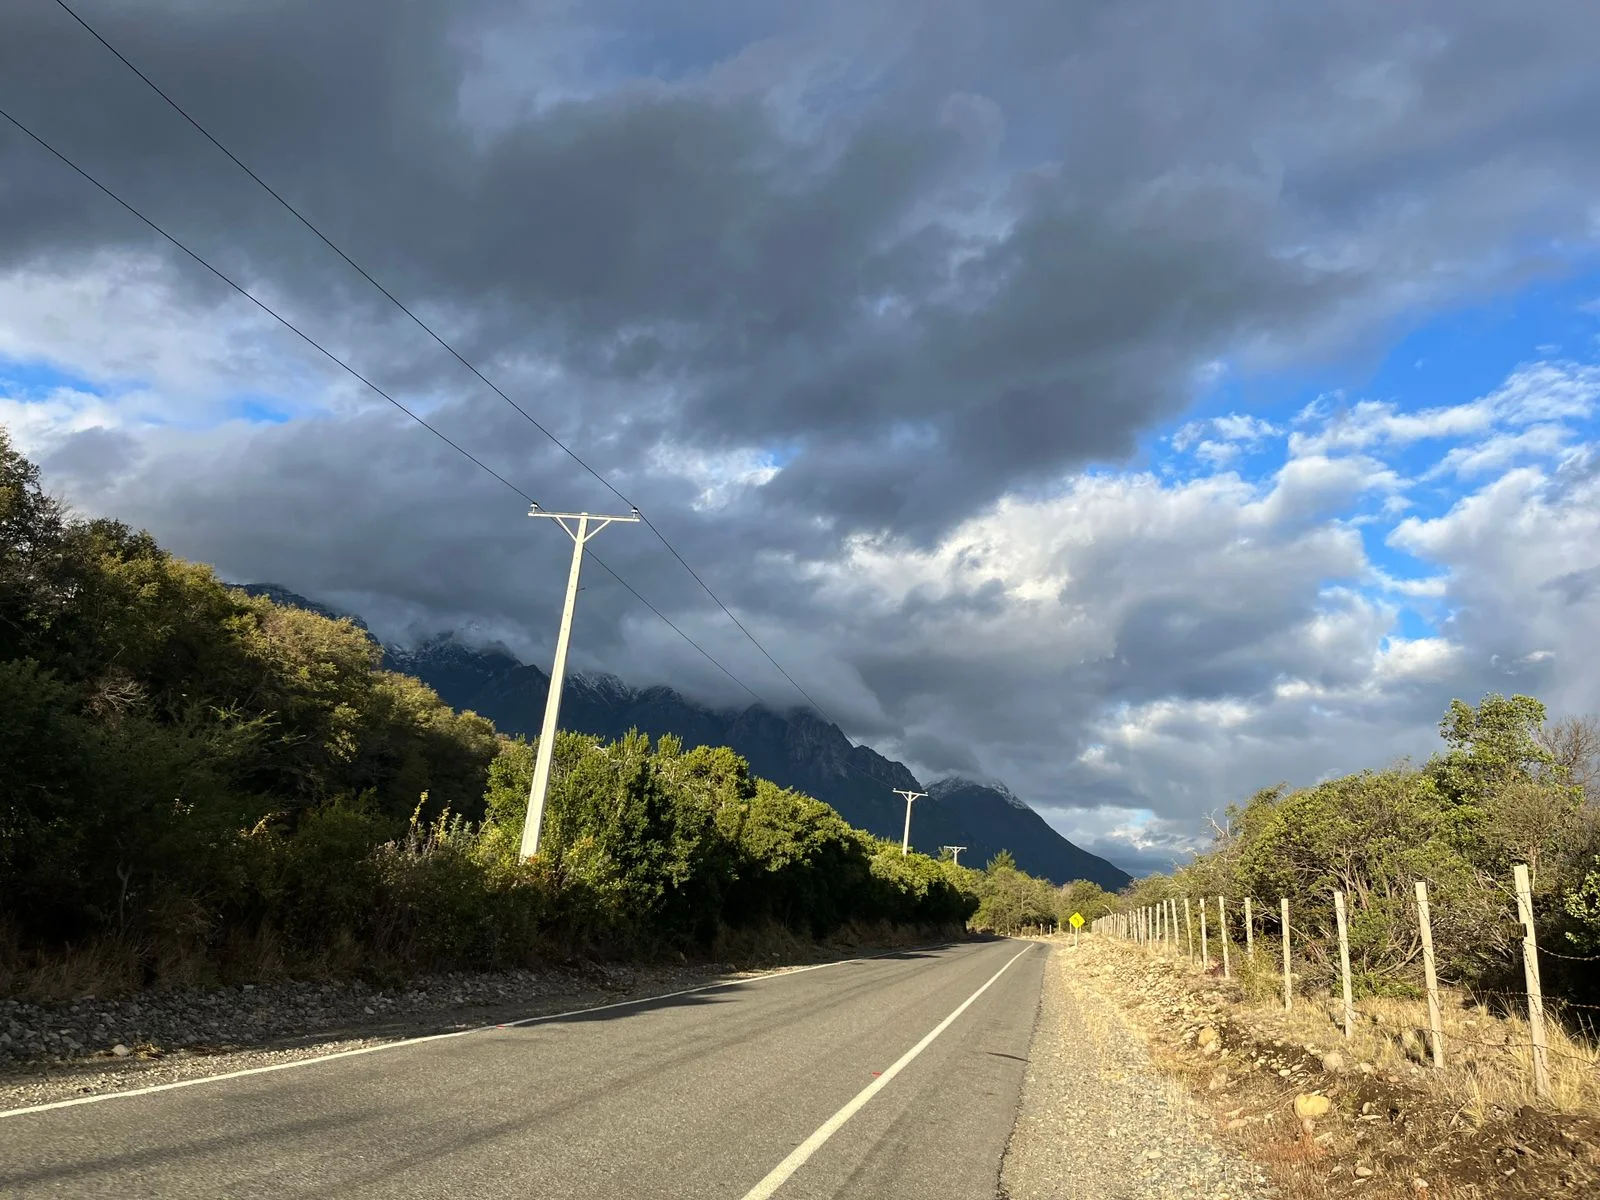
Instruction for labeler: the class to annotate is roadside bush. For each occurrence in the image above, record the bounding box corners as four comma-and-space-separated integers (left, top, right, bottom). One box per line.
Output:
1100, 692, 1600, 1008
0, 426, 986, 994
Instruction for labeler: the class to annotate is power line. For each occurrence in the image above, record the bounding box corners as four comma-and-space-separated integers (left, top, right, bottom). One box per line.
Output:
585, 556, 763, 705
0, 101, 768, 710
0, 108, 532, 505
52, 0, 842, 730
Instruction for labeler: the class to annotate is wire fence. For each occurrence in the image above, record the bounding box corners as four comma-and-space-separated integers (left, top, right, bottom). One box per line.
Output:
1089, 862, 1596, 1101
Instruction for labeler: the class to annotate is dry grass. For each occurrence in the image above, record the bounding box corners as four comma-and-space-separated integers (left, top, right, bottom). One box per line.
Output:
1217, 943, 1600, 1121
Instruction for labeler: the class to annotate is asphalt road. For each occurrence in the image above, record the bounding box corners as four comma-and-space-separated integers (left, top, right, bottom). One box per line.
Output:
0, 939, 1047, 1199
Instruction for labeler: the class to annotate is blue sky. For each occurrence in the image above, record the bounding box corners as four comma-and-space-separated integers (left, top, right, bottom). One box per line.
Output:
0, 358, 109, 399
0, 355, 292, 428
1139, 265, 1600, 653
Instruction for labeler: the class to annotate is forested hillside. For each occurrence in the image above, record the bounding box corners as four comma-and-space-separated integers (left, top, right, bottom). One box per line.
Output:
3, 428, 1078, 995
364, 629, 1132, 888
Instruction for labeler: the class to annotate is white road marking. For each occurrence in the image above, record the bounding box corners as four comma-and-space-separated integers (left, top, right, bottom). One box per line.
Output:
738, 943, 1035, 1200
0, 947, 946, 1121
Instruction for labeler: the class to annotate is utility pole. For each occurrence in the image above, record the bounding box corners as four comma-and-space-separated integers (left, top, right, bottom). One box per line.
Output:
894, 789, 926, 856
942, 845, 967, 867
519, 506, 641, 860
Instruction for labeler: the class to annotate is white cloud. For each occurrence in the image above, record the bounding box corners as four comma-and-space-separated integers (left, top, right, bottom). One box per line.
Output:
1386, 451, 1600, 725
0, 386, 139, 448
1289, 361, 1600, 459
1424, 421, 1578, 479
1172, 412, 1282, 458
1194, 439, 1241, 467
645, 442, 782, 511
1245, 452, 1402, 527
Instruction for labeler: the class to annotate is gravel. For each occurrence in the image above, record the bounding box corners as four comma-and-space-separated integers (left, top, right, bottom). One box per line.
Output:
1000, 939, 1277, 1200
0, 959, 775, 1113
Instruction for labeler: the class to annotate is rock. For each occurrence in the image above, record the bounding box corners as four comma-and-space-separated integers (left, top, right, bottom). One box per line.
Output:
1412, 1179, 1429, 1193
1322, 1051, 1345, 1073
1197, 1026, 1219, 1050
1354, 1165, 1374, 1178
1293, 1093, 1332, 1121
111, 1043, 130, 1057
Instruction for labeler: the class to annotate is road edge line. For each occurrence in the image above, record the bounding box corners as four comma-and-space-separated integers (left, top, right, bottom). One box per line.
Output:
738, 942, 1035, 1200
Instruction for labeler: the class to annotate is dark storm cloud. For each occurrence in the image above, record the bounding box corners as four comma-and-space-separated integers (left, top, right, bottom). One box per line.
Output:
6, 1, 1600, 535
6, 0, 1600, 857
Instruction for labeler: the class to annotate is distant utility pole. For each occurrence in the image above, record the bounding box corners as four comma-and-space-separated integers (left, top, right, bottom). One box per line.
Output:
519, 506, 641, 860
943, 845, 967, 867
894, 789, 927, 856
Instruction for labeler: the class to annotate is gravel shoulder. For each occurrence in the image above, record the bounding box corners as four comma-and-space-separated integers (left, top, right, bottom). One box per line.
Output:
0, 956, 838, 1113
1000, 937, 1276, 1200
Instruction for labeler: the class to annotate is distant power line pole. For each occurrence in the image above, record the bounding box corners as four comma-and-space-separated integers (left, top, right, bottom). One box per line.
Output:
519, 506, 641, 860
942, 845, 967, 867
894, 789, 927, 856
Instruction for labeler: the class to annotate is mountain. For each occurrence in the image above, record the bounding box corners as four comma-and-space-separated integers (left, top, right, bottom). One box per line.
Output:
915, 778, 1129, 887
230, 583, 1133, 889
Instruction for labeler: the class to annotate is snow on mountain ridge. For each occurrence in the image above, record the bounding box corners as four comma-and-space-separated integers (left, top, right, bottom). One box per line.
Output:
927, 775, 1034, 811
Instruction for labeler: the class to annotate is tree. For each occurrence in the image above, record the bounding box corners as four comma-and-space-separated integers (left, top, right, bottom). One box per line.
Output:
1539, 714, 1600, 802
1433, 693, 1556, 809
1057, 879, 1112, 927
971, 850, 1056, 934
0, 426, 71, 663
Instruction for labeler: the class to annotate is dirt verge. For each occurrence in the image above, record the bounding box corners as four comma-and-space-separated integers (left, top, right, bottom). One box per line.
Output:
1068, 936, 1600, 1199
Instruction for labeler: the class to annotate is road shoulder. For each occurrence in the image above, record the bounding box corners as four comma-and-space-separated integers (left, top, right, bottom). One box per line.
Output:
1000, 937, 1275, 1200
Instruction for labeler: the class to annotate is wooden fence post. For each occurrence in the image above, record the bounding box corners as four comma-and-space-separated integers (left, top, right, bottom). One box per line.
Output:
1280, 896, 1292, 1012
1414, 880, 1445, 1069
1184, 896, 1194, 962
1200, 897, 1210, 968
1333, 889, 1355, 1040
1218, 895, 1231, 979
1513, 863, 1552, 1101
1169, 898, 1179, 957
1244, 896, 1254, 959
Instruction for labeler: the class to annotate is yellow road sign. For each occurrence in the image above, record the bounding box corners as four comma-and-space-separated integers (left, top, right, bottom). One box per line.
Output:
1069, 912, 1084, 929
